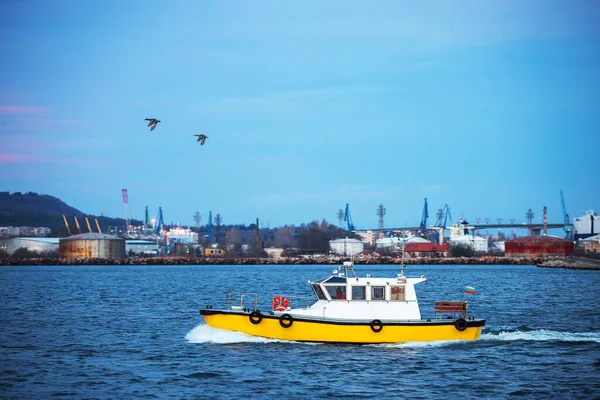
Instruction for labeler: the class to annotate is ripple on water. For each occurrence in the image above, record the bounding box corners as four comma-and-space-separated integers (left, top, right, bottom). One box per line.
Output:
0, 264, 599, 399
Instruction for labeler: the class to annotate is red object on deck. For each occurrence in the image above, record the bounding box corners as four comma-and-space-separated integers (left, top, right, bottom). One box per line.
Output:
434, 301, 467, 317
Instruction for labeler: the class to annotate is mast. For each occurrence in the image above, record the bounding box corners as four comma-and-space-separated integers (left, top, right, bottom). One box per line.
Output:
400, 231, 406, 276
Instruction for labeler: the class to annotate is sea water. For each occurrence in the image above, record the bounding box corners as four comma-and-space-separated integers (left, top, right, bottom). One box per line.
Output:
1, 264, 599, 399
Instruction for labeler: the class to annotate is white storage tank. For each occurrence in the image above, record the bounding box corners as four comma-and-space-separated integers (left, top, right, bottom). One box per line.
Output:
59, 233, 125, 259
329, 238, 364, 256
449, 235, 489, 253
375, 236, 430, 251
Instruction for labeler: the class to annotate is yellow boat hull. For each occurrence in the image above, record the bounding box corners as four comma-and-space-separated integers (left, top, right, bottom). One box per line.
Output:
200, 310, 484, 343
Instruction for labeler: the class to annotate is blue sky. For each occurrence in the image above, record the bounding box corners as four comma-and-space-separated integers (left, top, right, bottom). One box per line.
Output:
1, 1, 598, 231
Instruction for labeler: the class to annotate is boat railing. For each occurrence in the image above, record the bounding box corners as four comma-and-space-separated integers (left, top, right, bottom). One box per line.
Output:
227, 292, 259, 311
272, 295, 317, 311
434, 301, 468, 318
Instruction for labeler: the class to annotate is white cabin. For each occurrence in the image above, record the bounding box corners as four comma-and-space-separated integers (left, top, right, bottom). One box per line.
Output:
282, 262, 427, 321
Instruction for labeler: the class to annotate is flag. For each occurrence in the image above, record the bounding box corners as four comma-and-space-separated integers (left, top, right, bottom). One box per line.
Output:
465, 285, 476, 295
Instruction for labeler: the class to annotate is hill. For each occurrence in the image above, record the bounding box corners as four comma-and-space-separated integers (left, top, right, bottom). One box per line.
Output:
0, 191, 85, 217
0, 191, 134, 233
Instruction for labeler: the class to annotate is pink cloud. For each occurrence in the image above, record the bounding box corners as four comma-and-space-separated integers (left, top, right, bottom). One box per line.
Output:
0, 117, 87, 133
0, 105, 46, 116
0, 152, 43, 164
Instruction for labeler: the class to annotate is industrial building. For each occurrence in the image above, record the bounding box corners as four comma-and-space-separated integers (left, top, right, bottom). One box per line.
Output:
0, 237, 59, 255
404, 242, 448, 258
447, 219, 489, 253
505, 235, 574, 258
375, 236, 429, 252
0, 226, 51, 237
576, 235, 600, 254
204, 244, 226, 257
355, 230, 377, 246
125, 240, 159, 255
59, 233, 125, 259
329, 238, 364, 256
573, 210, 598, 240
166, 227, 198, 244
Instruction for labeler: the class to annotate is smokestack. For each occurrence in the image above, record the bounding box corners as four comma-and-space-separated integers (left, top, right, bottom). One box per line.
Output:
255, 218, 259, 257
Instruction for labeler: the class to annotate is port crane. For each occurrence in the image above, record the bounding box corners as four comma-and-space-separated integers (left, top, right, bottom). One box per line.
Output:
154, 207, 164, 234
95, 217, 102, 233
62, 214, 72, 236
205, 210, 215, 242
560, 190, 573, 239
418, 198, 429, 235
344, 203, 356, 233
427, 203, 452, 244
73, 216, 82, 234
434, 204, 452, 228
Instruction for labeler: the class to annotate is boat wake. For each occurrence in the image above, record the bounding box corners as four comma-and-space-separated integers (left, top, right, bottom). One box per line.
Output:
185, 324, 281, 344
372, 340, 458, 349
186, 324, 599, 346
480, 329, 600, 343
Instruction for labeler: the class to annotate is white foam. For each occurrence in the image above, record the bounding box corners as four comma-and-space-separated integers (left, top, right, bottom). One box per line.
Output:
185, 324, 600, 346
185, 324, 281, 344
481, 329, 600, 343
372, 340, 459, 349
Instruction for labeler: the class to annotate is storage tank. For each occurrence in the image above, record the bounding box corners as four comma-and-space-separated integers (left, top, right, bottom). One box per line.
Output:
59, 233, 126, 259
449, 235, 488, 253
375, 236, 430, 251
329, 238, 364, 256
505, 235, 573, 258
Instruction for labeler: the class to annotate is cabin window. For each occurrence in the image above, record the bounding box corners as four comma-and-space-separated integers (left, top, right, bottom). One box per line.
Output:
325, 285, 347, 300
311, 284, 327, 300
352, 286, 366, 300
391, 285, 405, 301
372, 286, 385, 300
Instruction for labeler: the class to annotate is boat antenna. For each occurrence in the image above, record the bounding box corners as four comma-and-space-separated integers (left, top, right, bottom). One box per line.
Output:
400, 231, 406, 276
339, 251, 357, 278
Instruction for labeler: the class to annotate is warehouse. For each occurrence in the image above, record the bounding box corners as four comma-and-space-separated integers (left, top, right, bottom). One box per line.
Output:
0, 237, 59, 255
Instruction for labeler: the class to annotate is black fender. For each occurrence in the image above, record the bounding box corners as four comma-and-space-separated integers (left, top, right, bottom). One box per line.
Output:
249, 311, 263, 325
370, 319, 383, 333
454, 318, 468, 331
279, 313, 294, 328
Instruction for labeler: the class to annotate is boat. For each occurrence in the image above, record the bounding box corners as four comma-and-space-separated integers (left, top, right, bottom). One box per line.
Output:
199, 256, 486, 343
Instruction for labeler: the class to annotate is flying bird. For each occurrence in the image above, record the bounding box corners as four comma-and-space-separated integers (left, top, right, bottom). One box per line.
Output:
145, 118, 161, 131
194, 134, 208, 145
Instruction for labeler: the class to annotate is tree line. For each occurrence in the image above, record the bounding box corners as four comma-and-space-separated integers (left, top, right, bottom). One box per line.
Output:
195, 219, 351, 253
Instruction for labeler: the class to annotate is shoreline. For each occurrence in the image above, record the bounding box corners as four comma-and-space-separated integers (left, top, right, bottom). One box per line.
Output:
536, 257, 600, 270
1, 255, 598, 269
